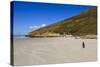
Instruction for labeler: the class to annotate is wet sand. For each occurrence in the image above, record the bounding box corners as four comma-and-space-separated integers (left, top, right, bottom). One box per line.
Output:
13, 37, 97, 66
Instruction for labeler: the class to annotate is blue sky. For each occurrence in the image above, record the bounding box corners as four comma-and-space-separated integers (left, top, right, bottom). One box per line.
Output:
12, 1, 93, 35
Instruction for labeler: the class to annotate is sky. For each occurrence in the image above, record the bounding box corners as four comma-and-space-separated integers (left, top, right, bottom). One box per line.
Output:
12, 1, 93, 35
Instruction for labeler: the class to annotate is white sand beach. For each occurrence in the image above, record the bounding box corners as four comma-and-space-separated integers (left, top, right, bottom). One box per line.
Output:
13, 37, 97, 66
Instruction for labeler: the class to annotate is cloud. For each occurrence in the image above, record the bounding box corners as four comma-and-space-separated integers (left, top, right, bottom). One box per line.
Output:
29, 26, 38, 29
29, 26, 33, 29
29, 24, 46, 30
33, 26, 39, 29
41, 24, 46, 27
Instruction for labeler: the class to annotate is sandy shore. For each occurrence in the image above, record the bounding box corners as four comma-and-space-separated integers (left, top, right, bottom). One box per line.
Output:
13, 37, 97, 66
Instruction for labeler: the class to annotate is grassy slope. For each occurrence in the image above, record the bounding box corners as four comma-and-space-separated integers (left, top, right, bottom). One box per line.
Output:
28, 7, 97, 36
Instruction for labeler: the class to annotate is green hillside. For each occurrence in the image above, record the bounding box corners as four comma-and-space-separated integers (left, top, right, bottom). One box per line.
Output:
28, 7, 97, 37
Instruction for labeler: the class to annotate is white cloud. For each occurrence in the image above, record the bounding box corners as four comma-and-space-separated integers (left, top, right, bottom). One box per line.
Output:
29, 26, 33, 29
41, 24, 46, 27
29, 26, 38, 29
29, 24, 46, 30
33, 26, 39, 29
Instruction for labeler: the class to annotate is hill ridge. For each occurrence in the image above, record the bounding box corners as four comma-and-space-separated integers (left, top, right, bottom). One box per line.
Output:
28, 7, 97, 37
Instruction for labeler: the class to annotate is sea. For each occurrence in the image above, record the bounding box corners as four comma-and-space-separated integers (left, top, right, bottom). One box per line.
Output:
14, 35, 27, 38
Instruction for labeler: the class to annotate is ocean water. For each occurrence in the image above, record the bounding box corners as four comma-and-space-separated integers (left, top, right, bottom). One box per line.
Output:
14, 35, 27, 38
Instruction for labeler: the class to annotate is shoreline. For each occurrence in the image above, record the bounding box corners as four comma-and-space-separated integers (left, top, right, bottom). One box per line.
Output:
16, 35, 97, 39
